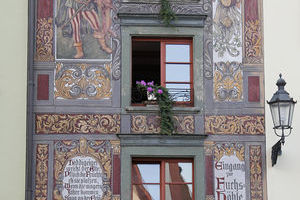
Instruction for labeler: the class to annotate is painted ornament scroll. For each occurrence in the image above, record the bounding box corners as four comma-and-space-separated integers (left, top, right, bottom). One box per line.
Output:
55, 0, 117, 60
244, 0, 263, 64
212, 0, 243, 102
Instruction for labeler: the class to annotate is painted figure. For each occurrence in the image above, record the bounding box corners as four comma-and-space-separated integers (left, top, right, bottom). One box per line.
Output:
97, 0, 116, 38
56, 0, 113, 59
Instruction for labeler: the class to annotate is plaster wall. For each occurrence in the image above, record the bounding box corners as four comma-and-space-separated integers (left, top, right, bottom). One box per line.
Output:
264, 0, 300, 199
0, 0, 28, 199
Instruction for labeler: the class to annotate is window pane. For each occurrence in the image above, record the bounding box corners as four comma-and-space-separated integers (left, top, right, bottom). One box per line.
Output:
166, 84, 191, 102
133, 184, 160, 200
165, 184, 193, 200
165, 162, 192, 183
166, 64, 190, 82
132, 164, 160, 183
166, 44, 190, 62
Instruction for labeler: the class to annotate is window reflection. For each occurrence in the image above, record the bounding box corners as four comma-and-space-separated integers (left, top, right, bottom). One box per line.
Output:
166, 44, 190, 62
166, 64, 190, 82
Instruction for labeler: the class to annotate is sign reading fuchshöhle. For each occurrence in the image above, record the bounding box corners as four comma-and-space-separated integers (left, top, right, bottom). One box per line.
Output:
214, 144, 246, 200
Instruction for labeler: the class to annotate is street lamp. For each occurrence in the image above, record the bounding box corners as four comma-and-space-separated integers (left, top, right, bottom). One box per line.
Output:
267, 74, 296, 166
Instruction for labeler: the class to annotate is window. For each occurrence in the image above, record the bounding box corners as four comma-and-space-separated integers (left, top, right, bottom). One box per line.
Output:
132, 158, 194, 200
131, 38, 193, 105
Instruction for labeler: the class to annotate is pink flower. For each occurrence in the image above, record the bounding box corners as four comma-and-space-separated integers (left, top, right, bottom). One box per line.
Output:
147, 87, 154, 92
147, 81, 154, 86
136, 81, 140, 84
140, 80, 146, 86
157, 89, 163, 94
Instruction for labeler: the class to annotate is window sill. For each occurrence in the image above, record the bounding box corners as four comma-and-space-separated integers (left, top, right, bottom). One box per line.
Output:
125, 105, 202, 114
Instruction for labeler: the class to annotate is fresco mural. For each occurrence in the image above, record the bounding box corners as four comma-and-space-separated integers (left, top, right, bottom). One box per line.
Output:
53, 138, 115, 200
55, 0, 116, 60
213, 0, 242, 62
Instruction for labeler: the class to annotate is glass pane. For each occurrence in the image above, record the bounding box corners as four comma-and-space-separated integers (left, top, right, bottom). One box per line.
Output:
165, 184, 193, 200
166, 64, 190, 82
279, 102, 291, 126
166, 84, 191, 102
289, 103, 295, 126
270, 103, 280, 127
133, 184, 160, 200
132, 164, 160, 184
165, 162, 192, 183
166, 44, 190, 62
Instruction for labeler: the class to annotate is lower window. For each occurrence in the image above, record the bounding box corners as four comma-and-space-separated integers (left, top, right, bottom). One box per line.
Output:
132, 158, 194, 200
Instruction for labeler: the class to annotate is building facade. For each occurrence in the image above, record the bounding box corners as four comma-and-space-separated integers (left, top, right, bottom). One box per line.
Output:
26, 0, 266, 200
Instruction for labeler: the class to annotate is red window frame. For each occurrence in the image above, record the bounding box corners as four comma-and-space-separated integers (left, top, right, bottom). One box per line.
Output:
131, 158, 194, 200
132, 37, 194, 106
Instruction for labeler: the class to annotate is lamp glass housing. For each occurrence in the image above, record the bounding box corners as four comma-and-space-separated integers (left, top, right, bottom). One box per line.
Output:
269, 101, 295, 129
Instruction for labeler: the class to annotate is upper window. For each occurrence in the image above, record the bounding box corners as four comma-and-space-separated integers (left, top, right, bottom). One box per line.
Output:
131, 38, 193, 105
132, 158, 194, 200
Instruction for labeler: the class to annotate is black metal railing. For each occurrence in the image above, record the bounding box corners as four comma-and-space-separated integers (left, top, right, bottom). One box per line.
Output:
131, 87, 191, 104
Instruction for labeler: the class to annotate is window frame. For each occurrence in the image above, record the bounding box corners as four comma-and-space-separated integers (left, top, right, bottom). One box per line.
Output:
121, 26, 204, 111
131, 37, 194, 106
119, 134, 206, 200
132, 158, 194, 200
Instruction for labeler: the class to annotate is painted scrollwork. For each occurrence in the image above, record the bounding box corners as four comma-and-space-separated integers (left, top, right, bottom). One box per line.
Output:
112, 0, 121, 80
214, 61, 243, 101
204, 16, 213, 79
131, 115, 161, 134
174, 115, 195, 134
213, 0, 242, 58
131, 115, 194, 134
35, 144, 49, 200
55, 63, 112, 100
35, 18, 54, 62
214, 143, 244, 162
250, 145, 263, 200
119, 0, 212, 15
205, 115, 265, 135
244, 20, 263, 64
36, 114, 121, 134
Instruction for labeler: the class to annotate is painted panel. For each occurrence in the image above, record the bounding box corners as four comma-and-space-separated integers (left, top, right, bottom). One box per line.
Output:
37, 0, 53, 19
35, 0, 54, 62
214, 143, 246, 200
214, 61, 243, 101
53, 138, 115, 200
250, 145, 263, 200
248, 76, 260, 102
213, 0, 242, 62
35, 114, 120, 134
205, 115, 265, 135
37, 74, 49, 100
131, 115, 194, 134
244, 0, 263, 64
55, 63, 112, 100
113, 155, 121, 195
35, 144, 49, 200
55, 0, 116, 60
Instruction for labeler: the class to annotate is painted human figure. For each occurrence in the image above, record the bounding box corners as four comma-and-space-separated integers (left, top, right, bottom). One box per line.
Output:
65, 0, 112, 59
96, 0, 116, 38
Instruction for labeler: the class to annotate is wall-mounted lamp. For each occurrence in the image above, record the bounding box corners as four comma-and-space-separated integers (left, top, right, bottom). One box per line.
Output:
267, 74, 296, 166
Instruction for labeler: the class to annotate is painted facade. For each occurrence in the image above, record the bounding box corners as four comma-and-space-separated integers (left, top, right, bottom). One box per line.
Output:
27, 0, 265, 200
